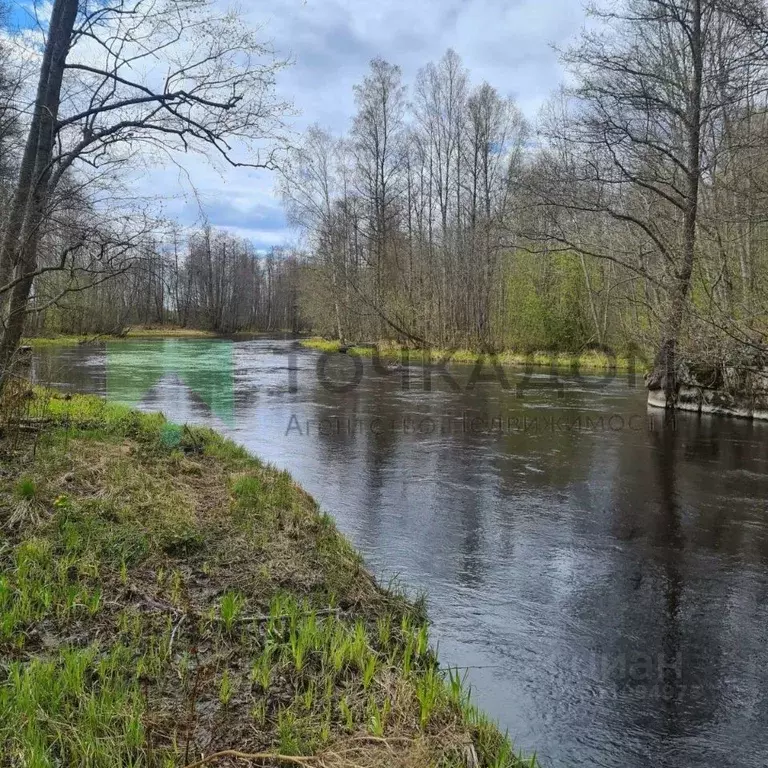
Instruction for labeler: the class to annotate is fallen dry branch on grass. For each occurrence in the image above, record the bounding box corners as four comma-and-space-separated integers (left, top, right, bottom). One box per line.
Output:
182, 735, 421, 768
183, 750, 319, 768
127, 585, 345, 624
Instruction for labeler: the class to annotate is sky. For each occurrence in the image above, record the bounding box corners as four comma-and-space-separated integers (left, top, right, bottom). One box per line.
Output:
5, 0, 587, 250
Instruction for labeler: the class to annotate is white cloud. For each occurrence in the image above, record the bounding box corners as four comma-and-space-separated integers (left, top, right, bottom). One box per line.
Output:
4, 0, 587, 247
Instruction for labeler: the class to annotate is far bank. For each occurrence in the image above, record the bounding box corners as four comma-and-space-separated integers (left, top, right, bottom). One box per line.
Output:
300, 337, 646, 373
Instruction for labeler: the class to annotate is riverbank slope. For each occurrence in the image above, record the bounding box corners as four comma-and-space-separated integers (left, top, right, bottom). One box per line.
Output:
0, 389, 534, 767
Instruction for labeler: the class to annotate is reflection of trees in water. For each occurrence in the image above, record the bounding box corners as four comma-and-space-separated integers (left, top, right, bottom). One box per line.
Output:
306, 356, 498, 586
651, 424, 685, 740
309, 357, 388, 548
305, 358, 650, 592
34, 346, 107, 395
604, 415, 768, 754
537, 408, 768, 762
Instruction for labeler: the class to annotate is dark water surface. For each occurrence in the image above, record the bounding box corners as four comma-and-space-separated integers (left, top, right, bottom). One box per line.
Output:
33, 337, 768, 768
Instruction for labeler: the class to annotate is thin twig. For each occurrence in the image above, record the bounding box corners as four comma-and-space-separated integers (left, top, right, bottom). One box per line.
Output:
232, 607, 341, 624
183, 750, 318, 768
169, 614, 186, 655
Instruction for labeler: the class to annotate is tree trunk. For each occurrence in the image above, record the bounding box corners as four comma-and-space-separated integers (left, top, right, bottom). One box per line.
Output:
0, 0, 79, 389
649, 0, 702, 408
579, 252, 603, 346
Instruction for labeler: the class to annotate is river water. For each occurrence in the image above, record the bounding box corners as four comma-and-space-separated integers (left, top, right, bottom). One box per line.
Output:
32, 337, 768, 768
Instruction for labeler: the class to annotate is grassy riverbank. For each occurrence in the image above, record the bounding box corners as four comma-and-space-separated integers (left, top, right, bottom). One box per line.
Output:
0, 389, 534, 767
24, 327, 221, 349
301, 337, 645, 372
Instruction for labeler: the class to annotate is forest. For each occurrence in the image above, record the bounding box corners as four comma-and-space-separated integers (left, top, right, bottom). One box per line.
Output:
281, 2, 768, 406
1, 0, 768, 407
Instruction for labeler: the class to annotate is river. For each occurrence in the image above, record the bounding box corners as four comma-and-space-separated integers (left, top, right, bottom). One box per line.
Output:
32, 336, 768, 768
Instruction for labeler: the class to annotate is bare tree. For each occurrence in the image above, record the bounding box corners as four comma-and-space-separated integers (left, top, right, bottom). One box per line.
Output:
463, 82, 527, 346
282, 27, 767, 394
413, 50, 468, 341
0, 4, 25, 228
0, 0, 289, 388
351, 57, 406, 331
530, 0, 765, 404
280, 125, 346, 340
